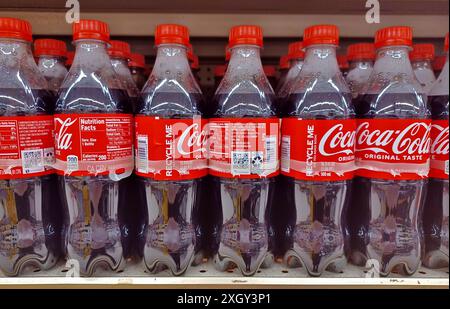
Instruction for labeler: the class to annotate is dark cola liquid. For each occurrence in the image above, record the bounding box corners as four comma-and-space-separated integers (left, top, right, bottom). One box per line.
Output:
281, 92, 353, 276
56, 87, 132, 275
350, 93, 427, 275
135, 91, 206, 275
210, 92, 277, 276
423, 95, 449, 268
0, 88, 61, 276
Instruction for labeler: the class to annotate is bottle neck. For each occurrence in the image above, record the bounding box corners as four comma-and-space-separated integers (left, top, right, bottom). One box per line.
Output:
111, 57, 132, 77
301, 44, 340, 77
411, 59, 434, 71
373, 45, 415, 77
349, 59, 374, 71
38, 55, 67, 70
72, 39, 111, 71
153, 44, 191, 77
227, 45, 264, 76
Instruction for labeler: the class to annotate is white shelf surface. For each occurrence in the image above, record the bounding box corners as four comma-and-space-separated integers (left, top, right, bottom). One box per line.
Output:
0, 260, 448, 288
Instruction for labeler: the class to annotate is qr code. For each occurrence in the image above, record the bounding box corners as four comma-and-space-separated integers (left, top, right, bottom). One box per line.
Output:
231, 151, 250, 175
21, 149, 44, 174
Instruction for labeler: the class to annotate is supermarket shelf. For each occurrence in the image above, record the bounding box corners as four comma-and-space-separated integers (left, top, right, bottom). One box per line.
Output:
0, 260, 448, 288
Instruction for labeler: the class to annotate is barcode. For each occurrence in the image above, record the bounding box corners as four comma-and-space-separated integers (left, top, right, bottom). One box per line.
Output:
21, 149, 44, 174
265, 136, 277, 169
281, 136, 291, 173
137, 135, 148, 173
231, 151, 250, 175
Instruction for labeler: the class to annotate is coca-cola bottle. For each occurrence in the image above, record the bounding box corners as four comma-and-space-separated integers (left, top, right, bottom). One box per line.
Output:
0, 17, 60, 276
54, 20, 133, 276
276, 55, 290, 94
129, 53, 146, 90
34, 39, 68, 95
280, 25, 354, 276
346, 43, 375, 99
134, 24, 207, 275
277, 42, 305, 102
108, 40, 140, 112
209, 25, 278, 276
351, 26, 430, 276
422, 33, 449, 269
410, 44, 436, 93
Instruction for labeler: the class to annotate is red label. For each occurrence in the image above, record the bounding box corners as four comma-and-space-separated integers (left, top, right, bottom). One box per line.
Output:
208, 118, 280, 179
54, 113, 133, 177
280, 118, 356, 181
134, 116, 208, 180
0, 115, 55, 179
430, 119, 449, 179
355, 118, 431, 180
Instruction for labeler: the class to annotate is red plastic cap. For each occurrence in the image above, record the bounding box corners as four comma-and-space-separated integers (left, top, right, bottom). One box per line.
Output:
445, 33, 449, 52
263, 65, 276, 77
410, 43, 435, 61
375, 26, 412, 49
214, 65, 227, 77
433, 55, 446, 72
0, 17, 32, 41
303, 25, 339, 47
225, 44, 231, 61
66, 51, 75, 67
337, 55, 349, 70
347, 43, 375, 61
229, 25, 263, 48
34, 39, 67, 58
279, 55, 290, 70
129, 53, 145, 68
155, 24, 189, 46
288, 41, 305, 59
108, 40, 131, 59
73, 19, 110, 42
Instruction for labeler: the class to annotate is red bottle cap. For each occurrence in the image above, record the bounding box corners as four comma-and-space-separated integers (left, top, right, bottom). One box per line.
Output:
108, 40, 131, 59
263, 65, 276, 77
288, 41, 305, 59
279, 55, 290, 70
432, 55, 446, 72
155, 24, 189, 46
445, 33, 449, 52
191, 54, 199, 70
225, 44, 231, 61
34, 39, 67, 58
337, 55, 349, 70
128, 53, 145, 68
0, 17, 32, 42
73, 19, 110, 42
65, 51, 74, 67
214, 65, 227, 77
375, 26, 412, 49
229, 25, 263, 48
347, 43, 375, 61
303, 25, 339, 47
410, 43, 435, 61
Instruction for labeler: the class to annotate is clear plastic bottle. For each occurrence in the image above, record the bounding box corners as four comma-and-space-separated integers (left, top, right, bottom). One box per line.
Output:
54, 20, 133, 276
422, 33, 449, 269
129, 53, 146, 91
134, 24, 207, 275
346, 43, 375, 99
281, 25, 355, 276
209, 25, 278, 276
277, 42, 305, 100
0, 17, 60, 276
34, 39, 68, 95
410, 43, 436, 93
351, 26, 429, 276
108, 40, 140, 112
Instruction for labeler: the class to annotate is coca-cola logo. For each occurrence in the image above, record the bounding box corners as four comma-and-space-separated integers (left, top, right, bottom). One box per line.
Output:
176, 123, 208, 157
318, 124, 355, 156
356, 121, 431, 155
431, 123, 449, 156
55, 117, 77, 150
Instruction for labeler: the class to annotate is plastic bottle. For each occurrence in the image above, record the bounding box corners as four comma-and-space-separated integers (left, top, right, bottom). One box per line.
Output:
351, 26, 430, 276
54, 19, 134, 276
281, 25, 355, 276
410, 43, 436, 93
209, 25, 278, 276
346, 43, 375, 99
0, 17, 60, 276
